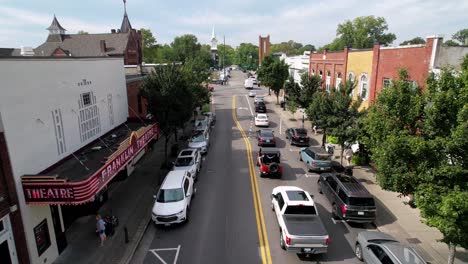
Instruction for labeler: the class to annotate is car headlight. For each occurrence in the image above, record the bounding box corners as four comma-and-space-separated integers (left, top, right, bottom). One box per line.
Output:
176, 210, 185, 216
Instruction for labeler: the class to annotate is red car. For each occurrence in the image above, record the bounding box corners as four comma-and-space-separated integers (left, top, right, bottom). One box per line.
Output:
256, 147, 283, 178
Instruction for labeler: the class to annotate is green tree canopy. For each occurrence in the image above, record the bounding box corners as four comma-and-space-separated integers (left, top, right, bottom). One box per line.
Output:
77, 30, 88, 34
452, 28, 468, 45
444, 40, 461, 47
258, 56, 289, 103
321, 16, 396, 51
236, 43, 258, 70
140, 28, 158, 63
400, 37, 426, 45
217, 44, 235, 68
171, 34, 201, 63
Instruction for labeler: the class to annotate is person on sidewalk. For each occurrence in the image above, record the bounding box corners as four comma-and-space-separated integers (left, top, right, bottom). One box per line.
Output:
345, 148, 353, 166
96, 214, 107, 247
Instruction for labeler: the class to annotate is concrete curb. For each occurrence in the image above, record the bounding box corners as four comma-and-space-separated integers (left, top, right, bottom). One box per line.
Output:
120, 213, 152, 264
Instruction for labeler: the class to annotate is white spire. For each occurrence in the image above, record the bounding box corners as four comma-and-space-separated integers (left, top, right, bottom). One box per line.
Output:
210, 26, 218, 51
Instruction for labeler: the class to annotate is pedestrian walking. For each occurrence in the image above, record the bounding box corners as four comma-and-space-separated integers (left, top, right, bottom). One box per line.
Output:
345, 148, 353, 166
96, 214, 106, 246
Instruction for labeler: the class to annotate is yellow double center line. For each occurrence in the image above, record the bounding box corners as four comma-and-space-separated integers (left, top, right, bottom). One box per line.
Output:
232, 96, 272, 264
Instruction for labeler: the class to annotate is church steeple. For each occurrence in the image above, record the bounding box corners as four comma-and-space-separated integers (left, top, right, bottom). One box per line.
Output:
210, 26, 218, 51
120, 0, 132, 33
47, 15, 66, 35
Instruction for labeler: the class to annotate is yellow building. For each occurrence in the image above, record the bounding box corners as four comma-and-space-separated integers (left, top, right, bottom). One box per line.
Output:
346, 50, 373, 110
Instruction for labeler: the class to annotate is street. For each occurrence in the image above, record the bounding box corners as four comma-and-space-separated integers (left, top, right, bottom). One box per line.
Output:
132, 70, 378, 264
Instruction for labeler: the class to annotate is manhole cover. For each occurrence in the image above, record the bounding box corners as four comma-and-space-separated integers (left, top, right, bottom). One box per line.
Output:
407, 238, 421, 244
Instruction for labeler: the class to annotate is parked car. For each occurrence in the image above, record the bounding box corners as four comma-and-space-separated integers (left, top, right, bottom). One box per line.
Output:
299, 146, 332, 172
152, 170, 194, 225
318, 173, 376, 223
254, 95, 265, 103
255, 101, 267, 113
188, 131, 210, 154
173, 148, 202, 181
202, 112, 216, 126
248, 90, 256, 97
271, 186, 329, 254
355, 231, 427, 263
256, 129, 276, 147
285, 128, 310, 146
255, 113, 269, 127
194, 117, 210, 133
257, 147, 282, 177
244, 78, 255, 89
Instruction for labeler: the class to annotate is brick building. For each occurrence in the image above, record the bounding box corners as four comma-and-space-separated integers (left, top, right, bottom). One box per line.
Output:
259, 35, 270, 65
34, 8, 142, 65
309, 48, 349, 92
369, 36, 440, 101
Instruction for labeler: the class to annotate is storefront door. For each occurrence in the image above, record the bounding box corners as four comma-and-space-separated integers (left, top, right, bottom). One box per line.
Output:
0, 214, 18, 264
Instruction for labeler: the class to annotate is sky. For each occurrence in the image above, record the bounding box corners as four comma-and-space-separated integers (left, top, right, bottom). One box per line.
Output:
1, 0, 467, 49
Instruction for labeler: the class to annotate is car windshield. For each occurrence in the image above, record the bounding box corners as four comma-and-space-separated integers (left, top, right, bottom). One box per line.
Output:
348, 197, 375, 206
257, 102, 265, 106
191, 134, 205, 142
257, 115, 267, 119
157, 188, 184, 203
175, 157, 194, 166
284, 205, 317, 215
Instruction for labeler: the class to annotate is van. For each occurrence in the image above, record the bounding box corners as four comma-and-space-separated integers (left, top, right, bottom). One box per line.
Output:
244, 78, 254, 89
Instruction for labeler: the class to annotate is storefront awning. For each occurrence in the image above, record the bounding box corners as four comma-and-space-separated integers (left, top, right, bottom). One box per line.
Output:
21, 123, 159, 205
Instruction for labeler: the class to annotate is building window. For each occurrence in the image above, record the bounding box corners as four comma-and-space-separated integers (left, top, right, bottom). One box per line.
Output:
82, 93, 91, 106
325, 71, 331, 92
383, 78, 391, 88
311, 69, 315, 76
360, 74, 369, 100
34, 219, 51, 256
336, 72, 342, 89
78, 92, 101, 142
319, 70, 323, 79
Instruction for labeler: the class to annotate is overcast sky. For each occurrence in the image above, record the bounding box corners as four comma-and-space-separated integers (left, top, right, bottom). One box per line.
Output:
1, 0, 467, 49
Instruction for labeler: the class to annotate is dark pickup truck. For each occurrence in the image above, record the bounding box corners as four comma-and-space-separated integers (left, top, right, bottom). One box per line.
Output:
271, 186, 329, 255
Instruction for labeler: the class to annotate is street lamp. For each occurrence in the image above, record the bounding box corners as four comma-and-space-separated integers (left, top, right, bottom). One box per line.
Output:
299, 109, 305, 128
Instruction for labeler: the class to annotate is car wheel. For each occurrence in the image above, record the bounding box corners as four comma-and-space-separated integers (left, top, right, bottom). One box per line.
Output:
259, 170, 265, 178
355, 243, 363, 261
299, 154, 303, 161
280, 232, 286, 250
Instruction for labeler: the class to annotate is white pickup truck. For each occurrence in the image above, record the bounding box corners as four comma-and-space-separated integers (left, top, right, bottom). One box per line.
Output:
271, 186, 329, 255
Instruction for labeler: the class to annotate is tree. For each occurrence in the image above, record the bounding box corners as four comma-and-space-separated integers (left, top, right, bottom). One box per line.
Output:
284, 77, 300, 115
452, 28, 468, 45
298, 72, 321, 107
140, 28, 158, 63
171, 34, 201, 63
258, 56, 289, 103
298, 44, 316, 54
362, 70, 426, 194
140, 64, 193, 163
400, 37, 425, 45
321, 16, 396, 51
236, 43, 258, 69
306, 90, 334, 146
444, 40, 461, 47
77, 30, 88, 34
217, 44, 235, 68
360, 56, 468, 264
257, 56, 275, 95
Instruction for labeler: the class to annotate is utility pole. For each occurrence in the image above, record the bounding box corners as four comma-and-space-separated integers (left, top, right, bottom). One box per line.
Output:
223, 35, 226, 85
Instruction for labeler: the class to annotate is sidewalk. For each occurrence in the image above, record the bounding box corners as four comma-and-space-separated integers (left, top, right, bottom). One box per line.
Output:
54, 123, 194, 264
263, 93, 468, 264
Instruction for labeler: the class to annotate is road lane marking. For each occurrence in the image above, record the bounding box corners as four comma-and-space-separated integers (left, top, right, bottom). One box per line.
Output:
244, 94, 254, 116
149, 245, 181, 264
232, 96, 272, 264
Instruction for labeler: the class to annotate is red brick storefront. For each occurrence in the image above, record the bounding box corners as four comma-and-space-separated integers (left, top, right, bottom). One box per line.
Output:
369, 37, 439, 101
309, 48, 349, 91
126, 76, 148, 120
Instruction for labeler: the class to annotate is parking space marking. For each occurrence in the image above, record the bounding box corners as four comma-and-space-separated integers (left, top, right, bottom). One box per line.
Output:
331, 218, 345, 224
149, 245, 181, 264
244, 94, 254, 116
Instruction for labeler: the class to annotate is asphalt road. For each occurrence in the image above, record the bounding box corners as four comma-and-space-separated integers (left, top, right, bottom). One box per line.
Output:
132, 70, 377, 264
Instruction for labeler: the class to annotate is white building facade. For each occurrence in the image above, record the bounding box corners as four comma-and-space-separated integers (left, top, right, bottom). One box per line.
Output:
0, 57, 128, 264
284, 51, 310, 85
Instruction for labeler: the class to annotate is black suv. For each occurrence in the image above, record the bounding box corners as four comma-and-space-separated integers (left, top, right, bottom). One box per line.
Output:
318, 173, 376, 224
255, 101, 267, 113
285, 128, 310, 146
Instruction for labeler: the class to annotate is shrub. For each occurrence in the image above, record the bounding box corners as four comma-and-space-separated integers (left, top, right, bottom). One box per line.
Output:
352, 153, 368, 166
202, 104, 210, 113
326, 135, 339, 144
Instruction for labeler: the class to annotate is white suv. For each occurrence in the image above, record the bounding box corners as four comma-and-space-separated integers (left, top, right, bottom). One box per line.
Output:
152, 170, 195, 225
173, 148, 202, 181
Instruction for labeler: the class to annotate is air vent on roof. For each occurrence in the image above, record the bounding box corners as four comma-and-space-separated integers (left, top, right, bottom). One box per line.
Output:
20, 46, 35, 56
